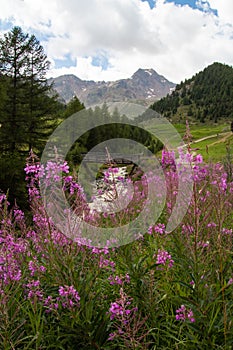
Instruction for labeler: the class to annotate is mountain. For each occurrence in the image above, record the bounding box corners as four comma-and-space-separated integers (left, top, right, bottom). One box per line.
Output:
49, 68, 175, 106
150, 62, 233, 123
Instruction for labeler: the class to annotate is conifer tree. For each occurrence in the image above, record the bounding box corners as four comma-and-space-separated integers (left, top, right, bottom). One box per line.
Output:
0, 26, 61, 207
63, 95, 85, 119
0, 26, 59, 153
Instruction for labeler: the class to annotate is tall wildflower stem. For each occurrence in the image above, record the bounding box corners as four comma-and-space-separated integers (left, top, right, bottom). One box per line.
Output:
193, 180, 199, 265
184, 121, 199, 268
216, 191, 227, 346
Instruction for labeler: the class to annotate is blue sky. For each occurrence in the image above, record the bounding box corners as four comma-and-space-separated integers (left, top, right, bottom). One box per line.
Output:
142, 0, 217, 14
166, 0, 203, 9
54, 54, 77, 69
0, 18, 14, 31
0, 0, 232, 83
143, 0, 200, 9
167, 0, 217, 15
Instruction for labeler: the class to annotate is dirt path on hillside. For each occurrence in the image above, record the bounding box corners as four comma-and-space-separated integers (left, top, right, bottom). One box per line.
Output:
179, 132, 231, 149
208, 132, 232, 146
191, 132, 231, 144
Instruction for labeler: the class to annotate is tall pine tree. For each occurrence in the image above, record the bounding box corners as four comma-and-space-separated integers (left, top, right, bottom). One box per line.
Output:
0, 26, 59, 153
0, 26, 61, 207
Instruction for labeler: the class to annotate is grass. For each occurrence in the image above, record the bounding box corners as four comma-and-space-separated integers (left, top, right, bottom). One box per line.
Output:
144, 119, 233, 162
173, 123, 230, 140
190, 133, 233, 162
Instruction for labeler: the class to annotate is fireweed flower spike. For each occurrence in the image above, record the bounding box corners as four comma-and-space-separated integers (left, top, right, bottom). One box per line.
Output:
58, 285, 81, 309
155, 249, 174, 269
175, 305, 195, 323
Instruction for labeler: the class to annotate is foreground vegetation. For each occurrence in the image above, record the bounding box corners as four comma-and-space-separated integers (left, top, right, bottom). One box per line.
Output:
1, 149, 232, 349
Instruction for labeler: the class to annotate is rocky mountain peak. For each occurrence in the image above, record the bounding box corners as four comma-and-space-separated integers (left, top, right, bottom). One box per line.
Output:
49, 68, 175, 106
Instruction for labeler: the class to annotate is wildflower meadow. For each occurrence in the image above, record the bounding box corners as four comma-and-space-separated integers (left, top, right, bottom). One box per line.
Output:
0, 147, 233, 349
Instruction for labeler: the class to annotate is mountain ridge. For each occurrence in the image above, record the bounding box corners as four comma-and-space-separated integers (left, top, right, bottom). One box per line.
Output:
49, 68, 176, 106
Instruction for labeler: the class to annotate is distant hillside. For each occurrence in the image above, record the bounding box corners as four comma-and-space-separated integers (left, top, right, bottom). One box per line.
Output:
49, 68, 175, 106
150, 62, 233, 123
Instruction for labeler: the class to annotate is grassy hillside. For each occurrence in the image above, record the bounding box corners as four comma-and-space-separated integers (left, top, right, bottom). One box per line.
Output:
189, 132, 233, 162
144, 119, 233, 162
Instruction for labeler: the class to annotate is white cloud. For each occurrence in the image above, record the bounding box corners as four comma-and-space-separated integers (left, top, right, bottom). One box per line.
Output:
0, 0, 232, 83
208, 0, 233, 24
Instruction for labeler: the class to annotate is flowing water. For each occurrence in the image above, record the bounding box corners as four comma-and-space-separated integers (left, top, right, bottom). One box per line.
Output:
88, 166, 130, 212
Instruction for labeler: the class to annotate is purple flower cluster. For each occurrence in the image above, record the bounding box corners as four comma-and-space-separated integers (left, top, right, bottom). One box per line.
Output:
43, 295, 59, 313
108, 289, 137, 322
155, 249, 174, 269
161, 149, 176, 170
25, 155, 82, 199
175, 305, 195, 323
222, 228, 232, 235
24, 283, 81, 312
25, 159, 69, 184
63, 176, 84, 196
13, 209, 25, 222
108, 273, 130, 286
43, 286, 81, 313
182, 224, 194, 235
99, 255, 116, 270
28, 258, 46, 276
0, 193, 8, 205
108, 288, 139, 342
58, 285, 80, 309
24, 163, 43, 177
25, 280, 44, 301
109, 301, 130, 320
0, 234, 27, 284
148, 223, 166, 235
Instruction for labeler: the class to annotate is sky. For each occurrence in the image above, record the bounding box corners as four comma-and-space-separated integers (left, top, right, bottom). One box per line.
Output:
0, 0, 233, 83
